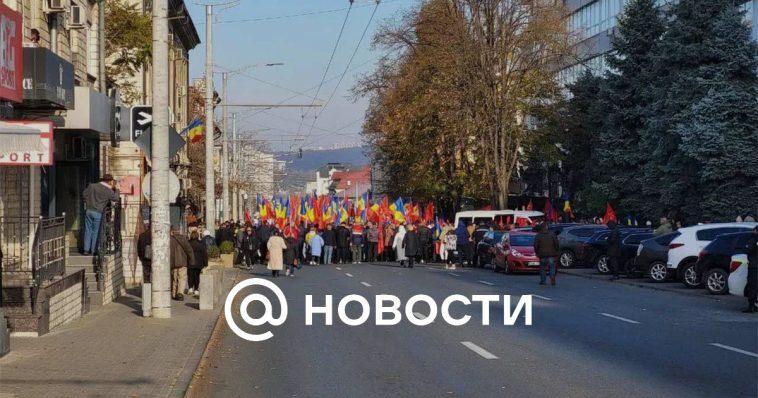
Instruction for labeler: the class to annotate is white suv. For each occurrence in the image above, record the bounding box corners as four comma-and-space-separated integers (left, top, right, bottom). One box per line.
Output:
666, 222, 757, 288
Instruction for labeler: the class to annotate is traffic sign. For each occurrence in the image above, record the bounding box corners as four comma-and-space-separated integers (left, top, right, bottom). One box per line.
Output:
131, 105, 152, 141
142, 171, 181, 203
133, 125, 186, 159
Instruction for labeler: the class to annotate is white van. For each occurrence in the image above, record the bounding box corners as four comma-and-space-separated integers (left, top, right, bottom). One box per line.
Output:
453, 210, 544, 228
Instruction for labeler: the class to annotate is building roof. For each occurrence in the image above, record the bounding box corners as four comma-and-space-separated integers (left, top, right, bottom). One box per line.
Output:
331, 166, 371, 191
170, 0, 201, 51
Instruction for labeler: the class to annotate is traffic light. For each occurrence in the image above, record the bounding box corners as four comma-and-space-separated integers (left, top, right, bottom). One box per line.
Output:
298, 148, 303, 159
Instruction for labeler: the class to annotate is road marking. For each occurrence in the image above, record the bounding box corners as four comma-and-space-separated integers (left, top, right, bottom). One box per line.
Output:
531, 294, 552, 301
478, 280, 495, 286
336, 267, 342, 270
448, 272, 460, 277
412, 312, 427, 320
599, 313, 640, 324
345, 273, 353, 278
461, 341, 499, 360
709, 343, 758, 358
360, 281, 372, 287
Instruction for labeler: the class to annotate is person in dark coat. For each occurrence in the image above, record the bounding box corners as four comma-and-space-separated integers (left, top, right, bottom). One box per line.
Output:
606, 220, 622, 280
283, 233, 299, 277
188, 231, 208, 296
534, 222, 560, 286
137, 224, 152, 283
336, 223, 351, 264
322, 223, 337, 265
402, 225, 420, 268
239, 226, 258, 269
258, 222, 272, 264
455, 222, 470, 268
169, 227, 195, 301
417, 223, 432, 264
743, 226, 758, 313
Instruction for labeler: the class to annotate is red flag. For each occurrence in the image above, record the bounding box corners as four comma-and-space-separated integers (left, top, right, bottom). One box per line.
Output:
603, 202, 617, 224
244, 209, 252, 225
526, 199, 534, 211
544, 199, 554, 222
377, 226, 384, 255
424, 202, 434, 224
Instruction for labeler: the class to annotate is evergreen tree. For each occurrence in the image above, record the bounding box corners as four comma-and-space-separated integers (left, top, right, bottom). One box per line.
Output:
642, 0, 745, 222
595, 0, 665, 219
675, 6, 758, 221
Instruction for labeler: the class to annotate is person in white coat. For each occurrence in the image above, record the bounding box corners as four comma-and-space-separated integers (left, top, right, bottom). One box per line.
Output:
393, 224, 407, 266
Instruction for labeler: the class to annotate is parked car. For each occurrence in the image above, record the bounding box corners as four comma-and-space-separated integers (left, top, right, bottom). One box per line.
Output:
454, 210, 544, 229
590, 231, 654, 275
557, 225, 608, 268
728, 254, 750, 299
697, 232, 753, 294
667, 223, 757, 288
492, 231, 540, 274
477, 230, 505, 267
636, 232, 680, 282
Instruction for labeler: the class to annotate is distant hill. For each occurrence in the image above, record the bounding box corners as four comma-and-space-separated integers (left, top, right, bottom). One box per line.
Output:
276, 147, 369, 172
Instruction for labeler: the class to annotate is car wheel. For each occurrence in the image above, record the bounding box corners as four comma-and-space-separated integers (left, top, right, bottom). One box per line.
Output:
682, 262, 702, 288
648, 262, 667, 283
596, 255, 610, 274
559, 251, 574, 268
704, 268, 728, 295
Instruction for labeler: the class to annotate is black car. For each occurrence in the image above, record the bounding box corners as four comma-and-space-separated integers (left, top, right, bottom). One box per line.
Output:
580, 230, 653, 274
635, 232, 681, 282
477, 230, 505, 267
696, 232, 752, 295
557, 225, 608, 268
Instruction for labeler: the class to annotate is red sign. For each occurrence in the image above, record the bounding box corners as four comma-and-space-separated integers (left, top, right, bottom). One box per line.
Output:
0, 3, 21, 102
0, 121, 53, 166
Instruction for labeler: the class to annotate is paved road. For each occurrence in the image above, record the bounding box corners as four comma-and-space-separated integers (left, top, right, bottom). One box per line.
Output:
188, 262, 758, 398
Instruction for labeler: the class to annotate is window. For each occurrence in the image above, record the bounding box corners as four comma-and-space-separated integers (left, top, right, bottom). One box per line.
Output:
570, 228, 598, 238
624, 233, 653, 245
696, 228, 744, 241
510, 235, 535, 247
655, 232, 680, 245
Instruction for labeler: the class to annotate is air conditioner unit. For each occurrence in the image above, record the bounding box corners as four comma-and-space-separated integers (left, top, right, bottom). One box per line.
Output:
68, 5, 85, 29
47, 0, 66, 12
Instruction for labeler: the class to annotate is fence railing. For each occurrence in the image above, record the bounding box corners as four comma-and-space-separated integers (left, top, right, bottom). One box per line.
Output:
95, 202, 122, 290
0, 215, 66, 284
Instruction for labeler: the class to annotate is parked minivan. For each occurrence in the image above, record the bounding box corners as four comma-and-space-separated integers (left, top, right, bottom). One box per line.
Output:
453, 210, 544, 229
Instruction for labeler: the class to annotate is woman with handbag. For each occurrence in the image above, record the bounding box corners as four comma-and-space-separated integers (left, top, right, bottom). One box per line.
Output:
267, 229, 286, 278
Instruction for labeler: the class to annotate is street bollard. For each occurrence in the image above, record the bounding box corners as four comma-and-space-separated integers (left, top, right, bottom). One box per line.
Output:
199, 270, 215, 310
142, 283, 152, 317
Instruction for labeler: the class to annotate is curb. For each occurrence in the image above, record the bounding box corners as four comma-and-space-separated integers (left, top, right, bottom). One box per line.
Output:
558, 269, 729, 302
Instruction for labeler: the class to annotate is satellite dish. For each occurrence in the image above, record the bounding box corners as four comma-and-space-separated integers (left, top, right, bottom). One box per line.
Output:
142, 171, 181, 203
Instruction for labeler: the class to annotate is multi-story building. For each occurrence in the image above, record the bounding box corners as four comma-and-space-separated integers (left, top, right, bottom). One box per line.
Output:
559, 0, 757, 86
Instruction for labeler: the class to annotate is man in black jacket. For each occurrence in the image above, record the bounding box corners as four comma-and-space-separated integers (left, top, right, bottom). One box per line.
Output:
403, 225, 420, 268
417, 223, 432, 264
607, 220, 622, 281
336, 223, 351, 264
534, 222, 560, 286
258, 221, 272, 264
137, 224, 152, 283
743, 226, 758, 313
322, 223, 337, 264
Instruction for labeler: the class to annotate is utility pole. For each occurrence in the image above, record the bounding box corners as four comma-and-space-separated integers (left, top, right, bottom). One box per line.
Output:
151, 0, 171, 318
221, 72, 229, 222
231, 113, 238, 221
204, 4, 216, 236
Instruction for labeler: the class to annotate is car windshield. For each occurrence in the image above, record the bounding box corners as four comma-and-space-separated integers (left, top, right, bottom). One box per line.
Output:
510, 235, 534, 246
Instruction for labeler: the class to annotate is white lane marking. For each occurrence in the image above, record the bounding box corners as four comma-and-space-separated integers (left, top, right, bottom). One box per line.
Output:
336, 267, 342, 270
345, 273, 354, 278
448, 272, 460, 277
531, 294, 552, 301
412, 312, 428, 320
360, 281, 372, 287
461, 341, 499, 360
709, 343, 758, 358
599, 313, 640, 324
478, 280, 495, 286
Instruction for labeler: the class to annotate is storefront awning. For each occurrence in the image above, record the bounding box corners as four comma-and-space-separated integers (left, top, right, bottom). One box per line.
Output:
0, 121, 45, 153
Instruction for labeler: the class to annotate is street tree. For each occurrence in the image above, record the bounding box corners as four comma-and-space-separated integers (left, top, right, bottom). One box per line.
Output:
105, 0, 152, 104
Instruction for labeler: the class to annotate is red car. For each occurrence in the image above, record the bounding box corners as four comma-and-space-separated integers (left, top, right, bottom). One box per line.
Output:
492, 231, 540, 274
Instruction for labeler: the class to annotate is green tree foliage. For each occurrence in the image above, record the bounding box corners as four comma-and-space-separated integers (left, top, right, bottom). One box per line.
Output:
675, 6, 758, 220
105, 0, 152, 104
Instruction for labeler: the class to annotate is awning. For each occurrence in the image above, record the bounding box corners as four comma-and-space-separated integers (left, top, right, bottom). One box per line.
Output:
0, 121, 45, 153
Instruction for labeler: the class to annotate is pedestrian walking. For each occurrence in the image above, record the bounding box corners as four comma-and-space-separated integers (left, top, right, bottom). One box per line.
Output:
239, 226, 258, 269
654, 217, 673, 236
137, 223, 152, 283
607, 220, 622, 280
305, 226, 317, 264
351, 221, 364, 264
743, 226, 758, 313
267, 230, 286, 278
366, 222, 380, 262
284, 232, 299, 277
81, 174, 120, 254
393, 224, 407, 266
170, 226, 195, 301
202, 229, 215, 247
188, 231, 208, 296
443, 230, 457, 269
258, 221, 273, 265
383, 223, 396, 262
417, 223, 432, 264
322, 223, 336, 265
310, 230, 325, 265
455, 222, 470, 268
336, 222, 351, 264
402, 224, 419, 268
534, 223, 559, 286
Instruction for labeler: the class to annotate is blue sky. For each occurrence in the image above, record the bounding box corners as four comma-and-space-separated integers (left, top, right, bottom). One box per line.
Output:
185, 0, 417, 152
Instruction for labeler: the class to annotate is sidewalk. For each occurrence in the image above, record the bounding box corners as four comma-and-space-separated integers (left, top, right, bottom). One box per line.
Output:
559, 267, 740, 302
0, 268, 238, 398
